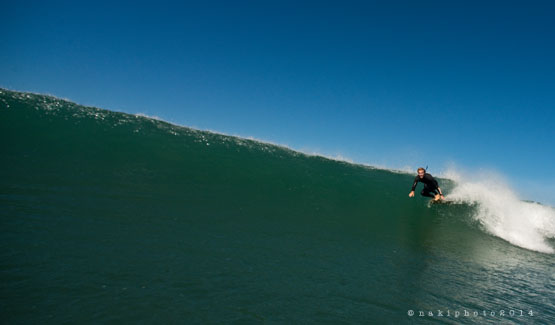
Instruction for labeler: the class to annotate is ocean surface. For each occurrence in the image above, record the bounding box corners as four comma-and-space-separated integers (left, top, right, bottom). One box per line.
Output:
1, 89, 554, 324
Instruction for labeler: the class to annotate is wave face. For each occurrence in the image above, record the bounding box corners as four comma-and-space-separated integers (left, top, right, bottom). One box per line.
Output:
1, 89, 554, 323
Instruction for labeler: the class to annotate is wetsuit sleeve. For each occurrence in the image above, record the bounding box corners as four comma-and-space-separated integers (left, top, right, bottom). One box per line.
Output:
411, 176, 419, 191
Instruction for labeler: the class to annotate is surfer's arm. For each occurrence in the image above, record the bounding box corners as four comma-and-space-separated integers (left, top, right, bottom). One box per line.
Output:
410, 177, 419, 191
408, 178, 417, 197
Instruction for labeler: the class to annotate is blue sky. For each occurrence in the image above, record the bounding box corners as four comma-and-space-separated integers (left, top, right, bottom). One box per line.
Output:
2, 1, 554, 203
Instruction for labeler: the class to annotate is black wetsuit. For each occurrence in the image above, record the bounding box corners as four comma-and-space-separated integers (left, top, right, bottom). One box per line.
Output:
411, 173, 442, 198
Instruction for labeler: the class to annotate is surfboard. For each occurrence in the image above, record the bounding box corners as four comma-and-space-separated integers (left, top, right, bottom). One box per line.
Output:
429, 199, 455, 206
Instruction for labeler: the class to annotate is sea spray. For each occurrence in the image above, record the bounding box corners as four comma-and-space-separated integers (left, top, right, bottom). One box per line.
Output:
443, 168, 555, 253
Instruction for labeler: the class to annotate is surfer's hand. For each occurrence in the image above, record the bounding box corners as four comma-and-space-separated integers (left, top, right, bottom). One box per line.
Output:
440, 195, 445, 199
409, 191, 414, 197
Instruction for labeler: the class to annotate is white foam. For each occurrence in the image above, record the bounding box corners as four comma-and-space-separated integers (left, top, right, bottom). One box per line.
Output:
442, 168, 555, 254
135, 113, 164, 121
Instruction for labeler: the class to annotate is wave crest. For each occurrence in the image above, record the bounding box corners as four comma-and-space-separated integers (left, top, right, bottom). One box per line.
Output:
444, 168, 555, 253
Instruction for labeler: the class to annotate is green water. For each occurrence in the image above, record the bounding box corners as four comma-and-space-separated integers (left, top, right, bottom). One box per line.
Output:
1, 89, 553, 323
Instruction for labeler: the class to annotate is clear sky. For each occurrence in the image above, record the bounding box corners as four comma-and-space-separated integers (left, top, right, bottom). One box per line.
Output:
2, 1, 554, 204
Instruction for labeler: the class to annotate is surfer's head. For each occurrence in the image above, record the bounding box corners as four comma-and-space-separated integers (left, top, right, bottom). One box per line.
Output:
417, 167, 426, 178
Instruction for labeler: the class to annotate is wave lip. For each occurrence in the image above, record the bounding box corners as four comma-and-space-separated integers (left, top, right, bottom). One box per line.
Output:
445, 169, 555, 254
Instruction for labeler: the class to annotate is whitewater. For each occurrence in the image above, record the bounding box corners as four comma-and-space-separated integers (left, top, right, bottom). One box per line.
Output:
440, 169, 555, 254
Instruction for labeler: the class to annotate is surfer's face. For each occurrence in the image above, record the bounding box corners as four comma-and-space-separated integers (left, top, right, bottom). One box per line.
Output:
418, 171, 425, 178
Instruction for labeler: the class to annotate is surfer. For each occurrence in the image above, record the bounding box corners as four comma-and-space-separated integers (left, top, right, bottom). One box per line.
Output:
408, 167, 444, 201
